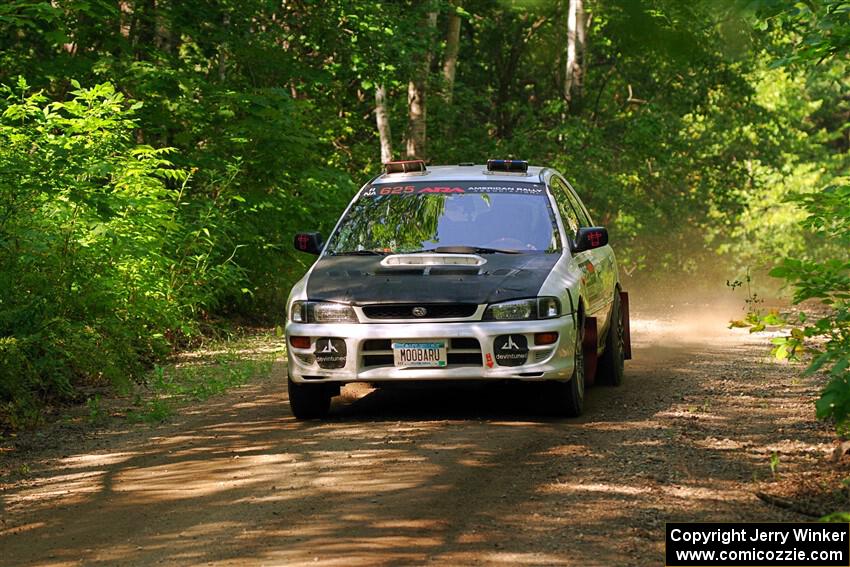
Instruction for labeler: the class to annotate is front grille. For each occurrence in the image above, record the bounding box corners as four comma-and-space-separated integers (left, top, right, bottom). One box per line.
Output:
362, 303, 478, 320
363, 354, 394, 367
363, 339, 392, 351
448, 352, 483, 365
362, 337, 482, 368
451, 338, 479, 350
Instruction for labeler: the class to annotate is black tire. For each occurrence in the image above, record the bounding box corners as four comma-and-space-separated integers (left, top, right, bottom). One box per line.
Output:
597, 290, 625, 386
548, 314, 585, 417
288, 377, 332, 419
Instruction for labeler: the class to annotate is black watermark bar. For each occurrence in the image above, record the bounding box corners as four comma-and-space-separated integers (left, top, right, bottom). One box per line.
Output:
666, 523, 850, 567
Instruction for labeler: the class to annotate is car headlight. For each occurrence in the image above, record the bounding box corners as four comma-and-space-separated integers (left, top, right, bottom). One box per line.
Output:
484, 297, 561, 320
290, 301, 358, 323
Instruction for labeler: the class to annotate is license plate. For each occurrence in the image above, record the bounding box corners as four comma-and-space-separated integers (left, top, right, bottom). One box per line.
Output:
392, 341, 447, 368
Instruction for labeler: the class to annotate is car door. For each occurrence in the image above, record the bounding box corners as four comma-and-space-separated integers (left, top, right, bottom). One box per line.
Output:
561, 178, 617, 328
549, 177, 606, 318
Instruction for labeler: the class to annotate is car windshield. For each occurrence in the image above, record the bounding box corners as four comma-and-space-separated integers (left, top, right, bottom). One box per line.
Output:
326, 182, 561, 255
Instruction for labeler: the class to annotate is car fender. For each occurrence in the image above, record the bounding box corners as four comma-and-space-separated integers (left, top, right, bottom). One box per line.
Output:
537, 251, 587, 319
285, 274, 309, 329
537, 252, 588, 365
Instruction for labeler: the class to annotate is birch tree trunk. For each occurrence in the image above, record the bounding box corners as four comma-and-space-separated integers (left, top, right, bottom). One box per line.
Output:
406, 11, 438, 159
119, 1, 132, 40
564, 0, 586, 113
442, 3, 462, 104
375, 84, 393, 164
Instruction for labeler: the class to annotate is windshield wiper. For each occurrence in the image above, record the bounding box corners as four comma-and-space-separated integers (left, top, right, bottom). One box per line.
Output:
409, 246, 522, 255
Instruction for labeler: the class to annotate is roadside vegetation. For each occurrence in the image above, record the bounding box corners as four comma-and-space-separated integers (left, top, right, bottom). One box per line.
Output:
0, 0, 847, 445
78, 333, 279, 429
728, 2, 850, 438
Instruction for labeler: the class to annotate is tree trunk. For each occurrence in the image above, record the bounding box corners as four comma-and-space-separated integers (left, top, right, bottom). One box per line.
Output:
134, 0, 156, 60
218, 13, 230, 82
495, 22, 526, 138
405, 11, 437, 160
119, 1, 132, 40
564, 0, 586, 113
375, 84, 393, 164
442, 3, 461, 104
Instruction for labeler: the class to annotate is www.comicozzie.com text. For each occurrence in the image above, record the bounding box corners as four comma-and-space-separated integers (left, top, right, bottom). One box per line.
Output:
670, 527, 847, 547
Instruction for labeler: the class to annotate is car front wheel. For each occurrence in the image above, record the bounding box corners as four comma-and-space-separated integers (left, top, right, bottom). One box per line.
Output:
548, 316, 585, 417
288, 377, 332, 419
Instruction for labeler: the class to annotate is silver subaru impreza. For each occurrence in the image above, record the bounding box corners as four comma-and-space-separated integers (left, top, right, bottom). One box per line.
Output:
286, 160, 630, 419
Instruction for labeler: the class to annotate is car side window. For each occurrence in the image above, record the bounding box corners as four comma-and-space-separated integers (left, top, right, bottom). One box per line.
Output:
568, 190, 594, 227
561, 182, 592, 227
550, 177, 580, 235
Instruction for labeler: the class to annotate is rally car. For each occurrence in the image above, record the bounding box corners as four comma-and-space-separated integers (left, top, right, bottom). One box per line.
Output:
286, 160, 631, 419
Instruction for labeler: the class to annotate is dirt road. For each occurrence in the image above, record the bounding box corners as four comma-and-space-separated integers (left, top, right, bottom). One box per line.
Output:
0, 307, 835, 566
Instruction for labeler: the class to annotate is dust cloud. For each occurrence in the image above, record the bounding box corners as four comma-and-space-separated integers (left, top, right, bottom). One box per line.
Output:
623, 272, 786, 347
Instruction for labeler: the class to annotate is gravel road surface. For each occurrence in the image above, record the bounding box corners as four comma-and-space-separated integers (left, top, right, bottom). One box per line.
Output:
0, 307, 833, 566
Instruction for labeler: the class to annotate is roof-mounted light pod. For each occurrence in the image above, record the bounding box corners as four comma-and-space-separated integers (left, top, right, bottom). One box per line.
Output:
486, 159, 528, 173
384, 160, 427, 174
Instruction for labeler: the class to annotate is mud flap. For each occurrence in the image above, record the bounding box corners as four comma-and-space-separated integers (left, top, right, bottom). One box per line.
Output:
583, 316, 598, 386
620, 291, 632, 360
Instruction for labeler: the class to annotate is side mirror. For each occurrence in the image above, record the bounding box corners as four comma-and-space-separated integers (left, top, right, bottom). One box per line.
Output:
294, 232, 324, 255
572, 227, 608, 253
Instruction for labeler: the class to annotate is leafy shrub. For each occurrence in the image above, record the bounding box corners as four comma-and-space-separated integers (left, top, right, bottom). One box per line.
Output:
0, 79, 242, 427
769, 184, 850, 435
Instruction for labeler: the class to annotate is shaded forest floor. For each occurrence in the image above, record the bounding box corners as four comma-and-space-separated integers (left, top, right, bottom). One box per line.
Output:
0, 301, 844, 566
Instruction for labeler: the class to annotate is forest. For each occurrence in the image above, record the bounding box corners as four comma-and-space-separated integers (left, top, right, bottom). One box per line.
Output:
0, 0, 848, 432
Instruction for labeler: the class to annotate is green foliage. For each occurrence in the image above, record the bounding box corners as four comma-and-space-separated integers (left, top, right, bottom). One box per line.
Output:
767, 183, 850, 434
1, 0, 849, 428
752, 0, 850, 65
86, 395, 107, 426
126, 351, 275, 423
740, 0, 850, 442
726, 270, 771, 330
148, 354, 267, 402
769, 450, 780, 477
126, 397, 172, 424
0, 79, 242, 427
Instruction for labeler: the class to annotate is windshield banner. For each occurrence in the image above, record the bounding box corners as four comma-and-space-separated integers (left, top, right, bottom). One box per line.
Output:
361, 181, 546, 198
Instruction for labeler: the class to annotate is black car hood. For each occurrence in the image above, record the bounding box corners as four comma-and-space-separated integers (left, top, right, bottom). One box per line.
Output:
306, 253, 560, 304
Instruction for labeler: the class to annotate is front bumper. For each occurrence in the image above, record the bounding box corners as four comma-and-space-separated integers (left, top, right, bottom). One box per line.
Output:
286, 316, 578, 384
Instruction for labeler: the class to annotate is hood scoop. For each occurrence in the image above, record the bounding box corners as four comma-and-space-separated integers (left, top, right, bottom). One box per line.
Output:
381, 253, 486, 268
377, 253, 486, 276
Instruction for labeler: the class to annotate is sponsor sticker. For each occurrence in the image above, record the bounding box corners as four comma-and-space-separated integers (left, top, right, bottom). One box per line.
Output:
493, 334, 529, 367
315, 338, 347, 369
